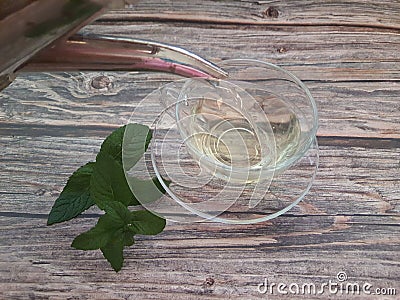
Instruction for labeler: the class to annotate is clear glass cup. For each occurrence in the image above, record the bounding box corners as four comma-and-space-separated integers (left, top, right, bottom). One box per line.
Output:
124, 59, 319, 224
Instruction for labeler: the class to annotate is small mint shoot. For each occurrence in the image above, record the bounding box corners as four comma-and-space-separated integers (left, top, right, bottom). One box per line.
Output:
72, 201, 165, 272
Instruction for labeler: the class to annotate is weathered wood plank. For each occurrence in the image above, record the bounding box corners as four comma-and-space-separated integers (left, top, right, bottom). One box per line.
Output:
2, 74, 399, 138
0, 215, 399, 299
107, 0, 400, 30
0, 134, 399, 215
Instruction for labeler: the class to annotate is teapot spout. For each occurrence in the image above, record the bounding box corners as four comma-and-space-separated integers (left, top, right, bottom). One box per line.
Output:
18, 34, 228, 79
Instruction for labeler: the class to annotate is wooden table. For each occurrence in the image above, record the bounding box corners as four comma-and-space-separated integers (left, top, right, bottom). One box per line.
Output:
1, 1, 399, 299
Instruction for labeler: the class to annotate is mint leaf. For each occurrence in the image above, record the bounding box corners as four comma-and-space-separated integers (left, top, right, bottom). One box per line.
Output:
101, 232, 125, 272
47, 162, 95, 225
71, 213, 121, 250
100, 125, 126, 164
102, 201, 133, 225
91, 152, 139, 210
72, 201, 163, 272
123, 230, 135, 246
126, 177, 170, 204
128, 210, 166, 235
102, 201, 164, 236
122, 123, 152, 171
72, 202, 132, 251
100, 228, 136, 273
91, 124, 153, 209
99, 123, 151, 167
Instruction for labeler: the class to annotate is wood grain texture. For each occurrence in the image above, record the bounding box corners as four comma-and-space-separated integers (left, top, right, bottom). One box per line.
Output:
0, 215, 399, 299
1, 0, 399, 299
1, 75, 400, 138
0, 135, 399, 215
111, 0, 400, 30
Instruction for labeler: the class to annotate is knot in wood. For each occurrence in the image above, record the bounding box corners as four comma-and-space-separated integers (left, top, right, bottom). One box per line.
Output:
277, 47, 287, 53
205, 277, 215, 286
91, 75, 112, 89
265, 6, 279, 18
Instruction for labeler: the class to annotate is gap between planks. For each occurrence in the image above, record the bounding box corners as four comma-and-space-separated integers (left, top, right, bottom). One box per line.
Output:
1, 123, 399, 149
96, 17, 400, 32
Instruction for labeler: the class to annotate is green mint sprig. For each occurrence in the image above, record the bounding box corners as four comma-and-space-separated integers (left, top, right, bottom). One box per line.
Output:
47, 124, 166, 272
